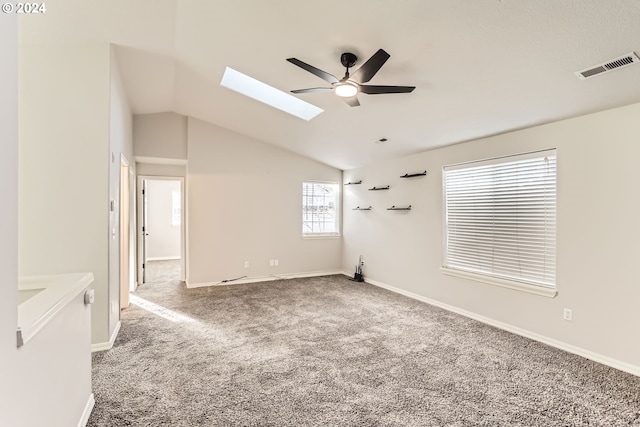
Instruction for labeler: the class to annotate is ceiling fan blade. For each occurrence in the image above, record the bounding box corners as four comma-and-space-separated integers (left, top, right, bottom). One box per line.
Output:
287, 58, 339, 84
342, 96, 360, 107
351, 49, 390, 84
291, 87, 333, 94
360, 85, 416, 94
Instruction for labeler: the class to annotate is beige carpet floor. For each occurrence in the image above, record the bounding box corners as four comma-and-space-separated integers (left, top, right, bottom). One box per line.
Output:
88, 274, 640, 426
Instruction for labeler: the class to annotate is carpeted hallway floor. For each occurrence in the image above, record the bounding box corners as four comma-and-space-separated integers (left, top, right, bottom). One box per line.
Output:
144, 259, 182, 283
88, 274, 640, 426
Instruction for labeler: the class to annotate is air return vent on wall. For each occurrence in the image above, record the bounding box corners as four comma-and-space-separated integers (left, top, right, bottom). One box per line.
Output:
576, 52, 640, 80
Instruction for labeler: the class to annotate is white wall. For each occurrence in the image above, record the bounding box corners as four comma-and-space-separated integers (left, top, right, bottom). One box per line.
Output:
108, 47, 134, 337
11, 290, 93, 427
147, 179, 181, 260
18, 41, 112, 346
133, 112, 187, 162
2, 17, 92, 427
137, 162, 186, 177
343, 102, 640, 374
187, 117, 342, 286
0, 12, 20, 424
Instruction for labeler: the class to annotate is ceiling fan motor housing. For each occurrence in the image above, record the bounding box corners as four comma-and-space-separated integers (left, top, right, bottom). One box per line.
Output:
340, 52, 358, 69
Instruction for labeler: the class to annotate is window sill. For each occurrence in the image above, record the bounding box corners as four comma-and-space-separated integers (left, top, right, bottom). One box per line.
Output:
302, 234, 341, 240
440, 267, 557, 298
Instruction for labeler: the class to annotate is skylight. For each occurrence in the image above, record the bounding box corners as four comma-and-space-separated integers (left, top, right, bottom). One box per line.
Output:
220, 67, 323, 121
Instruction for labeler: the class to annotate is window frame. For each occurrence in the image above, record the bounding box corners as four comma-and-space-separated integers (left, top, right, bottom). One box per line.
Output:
441, 149, 557, 298
302, 181, 341, 238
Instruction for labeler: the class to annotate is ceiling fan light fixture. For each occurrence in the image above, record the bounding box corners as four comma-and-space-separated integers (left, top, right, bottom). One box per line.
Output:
335, 83, 358, 98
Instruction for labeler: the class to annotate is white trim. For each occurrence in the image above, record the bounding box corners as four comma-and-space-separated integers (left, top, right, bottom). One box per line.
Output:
277, 270, 344, 280
360, 275, 640, 378
440, 267, 557, 298
91, 321, 121, 352
443, 148, 557, 170
77, 393, 95, 427
134, 156, 187, 165
302, 181, 340, 238
146, 256, 181, 261
186, 270, 343, 288
17, 273, 94, 347
138, 175, 186, 285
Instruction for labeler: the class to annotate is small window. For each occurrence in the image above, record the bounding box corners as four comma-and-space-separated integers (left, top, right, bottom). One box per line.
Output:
302, 182, 339, 236
443, 150, 557, 292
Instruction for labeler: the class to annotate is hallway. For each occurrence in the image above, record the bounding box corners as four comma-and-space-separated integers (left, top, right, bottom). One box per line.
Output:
144, 259, 181, 284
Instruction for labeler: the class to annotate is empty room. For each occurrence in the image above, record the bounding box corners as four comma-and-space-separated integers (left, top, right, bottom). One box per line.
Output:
2, 1, 640, 426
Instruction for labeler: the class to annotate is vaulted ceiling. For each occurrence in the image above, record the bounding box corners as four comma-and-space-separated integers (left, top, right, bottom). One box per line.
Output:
20, 0, 640, 169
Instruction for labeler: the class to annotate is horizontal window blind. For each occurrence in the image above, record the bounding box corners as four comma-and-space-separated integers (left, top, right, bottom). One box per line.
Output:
443, 150, 556, 288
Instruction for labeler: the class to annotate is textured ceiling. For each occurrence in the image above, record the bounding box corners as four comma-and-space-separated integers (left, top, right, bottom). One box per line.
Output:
20, 0, 640, 170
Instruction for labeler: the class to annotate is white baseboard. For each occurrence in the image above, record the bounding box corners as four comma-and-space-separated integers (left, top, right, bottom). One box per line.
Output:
359, 274, 640, 378
186, 270, 344, 289
91, 321, 121, 353
278, 269, 344, 280
147, 256, 181, 261
77, 393, 95, 427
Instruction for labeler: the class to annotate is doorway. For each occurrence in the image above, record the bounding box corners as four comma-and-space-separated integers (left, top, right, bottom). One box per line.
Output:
137, 176, 185, 285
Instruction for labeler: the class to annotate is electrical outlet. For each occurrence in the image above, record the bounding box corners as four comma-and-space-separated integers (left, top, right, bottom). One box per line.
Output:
244, 261, 249, 269
563, 308, 573, 321
274, 259, 279, 266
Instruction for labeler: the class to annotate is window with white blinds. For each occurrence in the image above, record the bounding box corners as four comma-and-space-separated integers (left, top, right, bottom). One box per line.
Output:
443, 150, 557, 289
302, 181, 340, 236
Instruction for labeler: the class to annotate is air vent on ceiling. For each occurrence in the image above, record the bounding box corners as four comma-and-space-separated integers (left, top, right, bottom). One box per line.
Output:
576, 52, 640, 80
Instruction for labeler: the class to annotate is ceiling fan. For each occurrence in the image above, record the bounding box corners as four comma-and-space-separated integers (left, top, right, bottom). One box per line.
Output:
286, 49, 415, 107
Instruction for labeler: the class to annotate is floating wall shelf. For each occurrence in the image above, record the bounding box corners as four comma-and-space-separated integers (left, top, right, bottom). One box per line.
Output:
368, 186, 390, 191
353, 206, 372, 211
344, 180, 362, 185
400, 171, 427, 178
387, 205, 412, 211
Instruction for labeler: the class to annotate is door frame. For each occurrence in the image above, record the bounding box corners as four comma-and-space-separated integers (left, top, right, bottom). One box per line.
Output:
119, 156, 133, 308
136, 175, 186, 284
